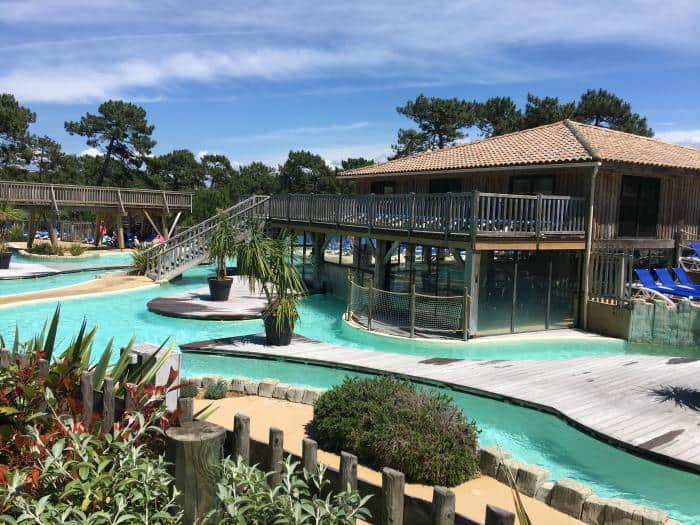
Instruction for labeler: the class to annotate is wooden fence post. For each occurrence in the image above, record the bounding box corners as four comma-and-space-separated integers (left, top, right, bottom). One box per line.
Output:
339, 451, 358, 492
80, 371, 94, 428
484, 505, 515, 525
431, 486, 455, 525
381, 467, 405, 525
268, 427, 284, 487
302, 438, 318, 473
409, 284, 416, 338
166, 421, 226, 525
233, 413, 251, 465
178, 397, 194, 425
102, 377, 115, 432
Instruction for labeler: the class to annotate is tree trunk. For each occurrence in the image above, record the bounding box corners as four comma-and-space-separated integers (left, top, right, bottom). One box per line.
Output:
98, 138, 115, 186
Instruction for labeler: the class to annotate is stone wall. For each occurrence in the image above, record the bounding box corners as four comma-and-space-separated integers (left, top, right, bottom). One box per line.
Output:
628, 298, 700, 347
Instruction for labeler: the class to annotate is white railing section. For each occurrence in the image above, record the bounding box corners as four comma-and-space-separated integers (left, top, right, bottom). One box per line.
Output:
144, 195, 270, 281
0, 180, 192, 211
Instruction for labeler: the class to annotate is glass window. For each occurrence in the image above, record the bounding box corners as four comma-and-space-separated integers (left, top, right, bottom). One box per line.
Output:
509, 175, 555, 195
618, 176, 660, 237
429, 178, 462, 193
370, 181, 396, 194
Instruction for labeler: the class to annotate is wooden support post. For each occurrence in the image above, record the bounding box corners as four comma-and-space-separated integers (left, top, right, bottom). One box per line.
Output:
367, 281, 374, 331
581, 163, 601, 330
339, 451, 358, 492
94, 215, 102, 247
431, 487, 455, 525
463, 286, 470, 341
116, 215, 125, 250
233, 413, 251, 464
346, 270, 352, 321
381, 467, 405, 525
168, 211, 182, 239
161, 214, 170, 241
409, 284, 416, 338
143, 210, 163, 238
374, 239, 387, 289
178, 397, 194, 425
37, 358, 49, 377
268, 427, 284, 487
80, 371, 94, 428
302, 438, 318, 473
27, 213, 36, 249
102, 377, 115, 432
484, 505, 515, 525
166, 421, 226, 525
48, 215, 59, 248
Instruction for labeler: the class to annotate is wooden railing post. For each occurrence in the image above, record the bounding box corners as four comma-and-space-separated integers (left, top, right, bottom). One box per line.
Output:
431, 487, 455, 525
302, 438, 318, 473
470, 191, 480, 248
178, 397, 194, 425
535, 193, 543, 237
80, 371, 94, 428
409, 284, 416, 338
409, 192, 416, 235
484, 505, 515, 525
339, 451, 358, 492
381, 467, 405, 525
268, 427, 284, 487
233, 413, 251, 465
102, 377, 115, 432
166, 421, 226, 525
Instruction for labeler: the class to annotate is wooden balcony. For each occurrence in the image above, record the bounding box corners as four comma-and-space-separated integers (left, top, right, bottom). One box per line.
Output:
264, 192, 587, 249
0, 180, 193, 213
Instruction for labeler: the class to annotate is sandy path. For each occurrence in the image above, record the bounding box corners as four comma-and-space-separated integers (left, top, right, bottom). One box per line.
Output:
196, 396, 581, 525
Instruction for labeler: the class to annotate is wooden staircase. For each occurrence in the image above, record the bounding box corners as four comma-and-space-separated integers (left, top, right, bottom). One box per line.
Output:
144, 195, 269, 282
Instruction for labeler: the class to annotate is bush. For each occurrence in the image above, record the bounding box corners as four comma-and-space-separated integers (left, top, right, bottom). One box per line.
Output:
206, 456, 370, 524
204, 380, 229, 399
28, 242, 65, 256
180, 382, 199, 399
6, 223, 25, 242
310, 377, 479, 486
131, 245, 148, 275
69, 242, 85, 256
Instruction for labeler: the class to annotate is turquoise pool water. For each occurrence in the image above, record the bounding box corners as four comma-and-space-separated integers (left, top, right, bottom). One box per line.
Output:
185, 354, 700, 525
1, 266, 699, 523
13, 250, 133, 267
0, 270, 108, 297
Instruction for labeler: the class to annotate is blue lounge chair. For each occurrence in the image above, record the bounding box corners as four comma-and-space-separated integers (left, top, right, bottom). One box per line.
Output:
673, 267, 700, 291
634, 268, 699, 300
655, 268, 700, 294
691, 242, 700, 257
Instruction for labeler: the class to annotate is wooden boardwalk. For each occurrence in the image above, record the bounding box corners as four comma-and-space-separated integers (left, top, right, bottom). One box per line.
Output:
181, 334, 700, 473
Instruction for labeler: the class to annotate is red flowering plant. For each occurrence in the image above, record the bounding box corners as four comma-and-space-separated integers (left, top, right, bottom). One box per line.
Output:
0, 307, 185, 522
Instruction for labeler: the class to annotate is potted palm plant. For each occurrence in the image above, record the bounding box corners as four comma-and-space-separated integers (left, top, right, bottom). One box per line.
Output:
236, 223, 306, 345
207, 211, 239, 301
0, 203, 23, 269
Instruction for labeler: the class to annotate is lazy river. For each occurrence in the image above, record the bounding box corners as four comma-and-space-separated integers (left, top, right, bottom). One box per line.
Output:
1, 265, 699, 523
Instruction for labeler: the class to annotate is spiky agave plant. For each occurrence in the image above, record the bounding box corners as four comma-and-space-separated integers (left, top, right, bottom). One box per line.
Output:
0, 202, 23, 254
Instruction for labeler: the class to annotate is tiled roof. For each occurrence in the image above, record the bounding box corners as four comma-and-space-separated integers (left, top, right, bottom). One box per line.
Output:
341, 120, 700, 177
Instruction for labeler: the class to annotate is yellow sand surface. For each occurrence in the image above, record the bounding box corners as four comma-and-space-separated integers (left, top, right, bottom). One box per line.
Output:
0, 273, 154, 306
196, 396, 582, 525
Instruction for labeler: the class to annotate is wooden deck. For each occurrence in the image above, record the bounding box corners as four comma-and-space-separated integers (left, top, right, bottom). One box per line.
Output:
181, 334, 700, 473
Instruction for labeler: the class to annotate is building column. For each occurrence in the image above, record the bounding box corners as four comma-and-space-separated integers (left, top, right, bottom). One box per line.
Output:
311, 233, 325, 288
373, 239, 388, 290
161, 214, 170, 241
116, 214, 126, 249
464, 250, 480, 337
94, 215, 102, 247
351, 236, 363, 284
48, 215, 59, 248
26, 213, 36, 250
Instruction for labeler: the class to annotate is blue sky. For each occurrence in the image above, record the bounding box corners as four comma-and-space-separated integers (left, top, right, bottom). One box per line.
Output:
1, 0, 699, 167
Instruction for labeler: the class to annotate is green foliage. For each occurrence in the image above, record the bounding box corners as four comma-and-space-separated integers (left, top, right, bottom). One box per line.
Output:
206, 456, 371, 524
179, 382, 199, 399
575, 88, 653, 136
311, 377, 479, 486
191, 187, 231, 224
232, 161, 279, 196
64, 99, 156, 185
279, 150, 348, 194
131, 245, 149, 275
340, 157, 374, 171
203, 380, 228, 400
5, 223, 25, 242
0, 203, 23, 252
149, 149, 205, 191
69, 243, 85, 256
200, 154, 235, 188
477, 96, 523, 137
235, 224, 306, 333
28, 242, 64, 256
0, 93, 35, 169
523, 93, 576, 129
207, 211, 239, 280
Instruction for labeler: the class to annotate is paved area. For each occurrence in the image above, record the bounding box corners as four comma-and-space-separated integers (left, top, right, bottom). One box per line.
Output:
196, 395, 580, 525
182, 334, 700, 472
0, 273, 155, 306
147, 277, 267, 320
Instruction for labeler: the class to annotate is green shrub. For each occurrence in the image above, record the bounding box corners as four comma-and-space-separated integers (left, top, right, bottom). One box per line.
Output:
206, 456, 370, 524
204, 380, 229, 399
28, 242, 54, 255
131, 245, 148, 275
6, 223, 25, 242
310, 377, 479, 486
69, 242, 85, 256
180, 382, 200, 399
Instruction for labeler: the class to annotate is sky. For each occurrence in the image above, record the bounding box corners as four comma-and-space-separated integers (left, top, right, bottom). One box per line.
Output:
1, 0, 700, 168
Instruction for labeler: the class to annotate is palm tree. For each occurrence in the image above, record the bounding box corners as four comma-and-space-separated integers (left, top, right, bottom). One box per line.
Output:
206, 210, 240, 301
235, 221, 306, 345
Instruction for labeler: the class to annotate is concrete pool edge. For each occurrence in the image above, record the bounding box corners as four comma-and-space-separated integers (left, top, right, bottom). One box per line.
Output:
180, 337, 700, 477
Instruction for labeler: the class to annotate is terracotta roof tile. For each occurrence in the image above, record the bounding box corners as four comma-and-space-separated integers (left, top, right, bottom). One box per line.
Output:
341, 120, 700, 177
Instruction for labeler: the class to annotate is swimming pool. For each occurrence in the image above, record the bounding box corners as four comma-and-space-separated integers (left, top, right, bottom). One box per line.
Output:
0, 266, 698, 522
12, 250, 134, 267
186, 354, 699, 524
0, 270, 108, 297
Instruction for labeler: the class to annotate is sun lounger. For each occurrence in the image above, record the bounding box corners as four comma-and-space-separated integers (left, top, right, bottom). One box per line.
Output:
655, 268, 700, 294
634, 268, 699, 300
673, 266, 700, 291
691, 242, 700, 257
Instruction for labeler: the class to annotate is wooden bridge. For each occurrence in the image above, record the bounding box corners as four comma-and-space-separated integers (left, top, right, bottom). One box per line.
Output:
1, 180, 193, 249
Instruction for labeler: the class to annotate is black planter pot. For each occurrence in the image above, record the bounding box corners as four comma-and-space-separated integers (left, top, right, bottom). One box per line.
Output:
208, 277, 233, 301
0, 251, 11, 270
264, 316, 294, 346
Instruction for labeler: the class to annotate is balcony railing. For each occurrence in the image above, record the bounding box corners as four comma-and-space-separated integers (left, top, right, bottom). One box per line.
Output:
264, 192, 586, 238
0, 180, 193, 211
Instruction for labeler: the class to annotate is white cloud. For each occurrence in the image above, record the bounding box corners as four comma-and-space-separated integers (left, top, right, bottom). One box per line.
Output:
225, 122, 372, 142
195, 150, 209, 161
78, 147, 102, 157
1, 1, 699, 103
656, 129, 700, 146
